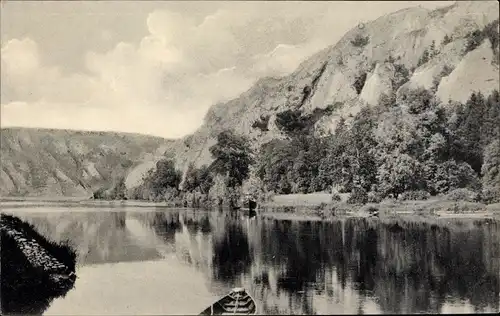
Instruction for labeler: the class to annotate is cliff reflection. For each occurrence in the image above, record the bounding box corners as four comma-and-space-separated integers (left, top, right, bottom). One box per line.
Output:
4, 210, 161, 265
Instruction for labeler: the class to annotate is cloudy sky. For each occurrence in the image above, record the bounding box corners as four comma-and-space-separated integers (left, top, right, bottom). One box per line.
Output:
1, 0, 452, 139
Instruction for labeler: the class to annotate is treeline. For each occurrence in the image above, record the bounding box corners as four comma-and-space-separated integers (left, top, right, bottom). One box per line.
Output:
258, 88, 500, 204
97, 87, 499, 207
126, 130, 256, 208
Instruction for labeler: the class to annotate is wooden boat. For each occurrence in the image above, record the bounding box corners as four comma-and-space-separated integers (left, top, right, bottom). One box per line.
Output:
199, 287, 257, 315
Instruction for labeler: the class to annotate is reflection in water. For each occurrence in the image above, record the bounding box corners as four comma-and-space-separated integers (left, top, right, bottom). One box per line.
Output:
4, 208, 499, 315
212, 216, 252, 284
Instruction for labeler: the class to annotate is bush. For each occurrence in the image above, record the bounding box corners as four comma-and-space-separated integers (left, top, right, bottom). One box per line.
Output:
252, 115, 270, 132
360, 205, 379, 214
480, 187, 500, 204
314, 202, 329, 211
353, 72, 367, 94
351, 34, 369, 47
417, 48, 430, 67
442, 34, 452, 46
275, 109, 309, 134
367, 191, 383, 203
347, 187, 368, 204
331, 192, 342, 202
92, 187, 108, 200
445, 188, 480, 202
399, 190, 431, 201
448, 202, 485, 214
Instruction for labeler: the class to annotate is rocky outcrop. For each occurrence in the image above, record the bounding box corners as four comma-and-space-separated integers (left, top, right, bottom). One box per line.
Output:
1, 214, 77, 315
165, 1, 499, 182
437, 40, 500, 103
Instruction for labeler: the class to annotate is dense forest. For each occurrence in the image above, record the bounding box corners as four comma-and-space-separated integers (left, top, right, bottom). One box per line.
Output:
98, 86, 500, 208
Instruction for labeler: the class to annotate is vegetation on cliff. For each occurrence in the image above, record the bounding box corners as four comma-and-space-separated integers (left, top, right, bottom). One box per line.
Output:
103, 87, 500, 209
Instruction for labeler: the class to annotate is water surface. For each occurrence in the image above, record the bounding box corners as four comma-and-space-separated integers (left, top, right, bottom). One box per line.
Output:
2, 206, 499, 315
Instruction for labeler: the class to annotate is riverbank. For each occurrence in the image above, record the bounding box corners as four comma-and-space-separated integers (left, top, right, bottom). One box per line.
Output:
259, 192, 500, 221
1, 214, 77, 315
2, 193, 499, 220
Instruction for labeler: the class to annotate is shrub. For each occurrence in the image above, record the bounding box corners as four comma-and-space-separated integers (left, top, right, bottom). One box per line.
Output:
399, 190, 431, 201
314, 202, 329, 211
417, 48, 430, 67
252, 115, 270, 132
275, 109, 309, 135
353, 72, 367, 94
360, 205, 379, 214
351, 34, 370, 47
464, 20, 499, 55
347, 187, 368, 204
392, 63, 411, 91
92, 187, 108, 200
445, 188, 480, 202
480, 187, 500, 204
367, 191, 383, 203
331, 192, 342, 202
442, 34, 452, 46
448, 202, 485, 214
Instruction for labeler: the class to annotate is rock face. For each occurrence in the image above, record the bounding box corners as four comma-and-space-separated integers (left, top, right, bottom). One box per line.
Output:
0, 128, 174, 197
167, 1, 499, 181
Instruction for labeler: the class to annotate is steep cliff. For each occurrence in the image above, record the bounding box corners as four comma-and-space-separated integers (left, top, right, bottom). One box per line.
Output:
164, 1, 499, 185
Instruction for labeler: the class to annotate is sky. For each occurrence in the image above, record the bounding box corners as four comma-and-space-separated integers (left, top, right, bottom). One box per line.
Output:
1, 0, 453, 139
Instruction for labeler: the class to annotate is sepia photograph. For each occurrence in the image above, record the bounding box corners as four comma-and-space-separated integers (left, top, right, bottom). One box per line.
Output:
1, 0, 499, 315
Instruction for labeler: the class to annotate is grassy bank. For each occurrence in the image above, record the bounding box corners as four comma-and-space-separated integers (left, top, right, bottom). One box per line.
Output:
2, 192, 499, 221
260, 193, 500, 221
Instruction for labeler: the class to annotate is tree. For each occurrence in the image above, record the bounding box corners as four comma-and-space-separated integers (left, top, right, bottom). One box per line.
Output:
209, 130, 254, 207
417, 48, 430, 67
481, 90, 500, 147
209, 130, 254, 187
442, 34, 452, 45
448, 91, 486, 173
353, 72, 367, 94
349, 107, 378, 191
377, 153, 425, 198
142, 158, 182, 199
429, 40, 437, 58
481, 140, 500, 188
399, 87, 436, 115
392, 63, 411, 91
110, 176, 127, 200
275, 109, 310, 136
183, 163, 213, 194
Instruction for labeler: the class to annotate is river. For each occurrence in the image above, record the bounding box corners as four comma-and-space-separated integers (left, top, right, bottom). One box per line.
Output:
1, 205, 499, 315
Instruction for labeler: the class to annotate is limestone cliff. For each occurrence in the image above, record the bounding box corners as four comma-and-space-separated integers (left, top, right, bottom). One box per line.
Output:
161, 1, 499, 186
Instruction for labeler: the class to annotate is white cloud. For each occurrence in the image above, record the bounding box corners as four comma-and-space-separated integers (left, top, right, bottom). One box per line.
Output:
1, 2, 453, 138
1, 38, 40, 76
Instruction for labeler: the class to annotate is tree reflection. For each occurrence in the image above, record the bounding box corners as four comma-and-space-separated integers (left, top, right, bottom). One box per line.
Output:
212, 217, 252, 284
6, 210, 499, 315
250, 217, 500, 314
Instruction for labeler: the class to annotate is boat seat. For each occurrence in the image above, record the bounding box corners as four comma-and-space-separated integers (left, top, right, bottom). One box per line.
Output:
223, 297, 253, 307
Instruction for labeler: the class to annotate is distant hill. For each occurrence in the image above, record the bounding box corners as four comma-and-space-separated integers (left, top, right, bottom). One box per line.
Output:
0, 128, 174, 197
